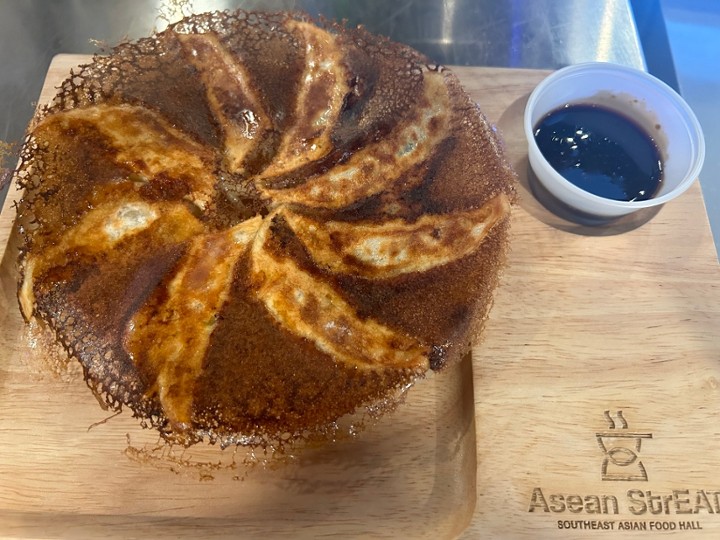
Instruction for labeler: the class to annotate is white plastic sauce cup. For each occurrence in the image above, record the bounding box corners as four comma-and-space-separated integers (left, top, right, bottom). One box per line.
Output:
524, 62, 705, 219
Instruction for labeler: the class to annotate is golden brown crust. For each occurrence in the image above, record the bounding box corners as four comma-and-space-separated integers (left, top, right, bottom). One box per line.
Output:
14, 10, 516, 447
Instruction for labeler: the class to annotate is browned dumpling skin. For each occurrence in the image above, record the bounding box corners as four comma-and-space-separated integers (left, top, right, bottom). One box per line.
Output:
14, 10, 516, 446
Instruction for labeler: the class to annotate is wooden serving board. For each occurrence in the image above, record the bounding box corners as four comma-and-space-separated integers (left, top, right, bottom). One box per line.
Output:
1, 55, 719, 539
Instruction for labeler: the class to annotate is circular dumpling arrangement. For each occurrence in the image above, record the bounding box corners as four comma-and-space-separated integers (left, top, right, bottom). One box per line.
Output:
14, 11, 515, 446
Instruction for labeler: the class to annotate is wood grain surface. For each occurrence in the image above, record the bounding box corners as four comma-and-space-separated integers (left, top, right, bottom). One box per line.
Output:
1, 55, 719, 539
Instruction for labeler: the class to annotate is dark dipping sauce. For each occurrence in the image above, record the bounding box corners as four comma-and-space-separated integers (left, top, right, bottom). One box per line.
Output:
534, 104, 663, 202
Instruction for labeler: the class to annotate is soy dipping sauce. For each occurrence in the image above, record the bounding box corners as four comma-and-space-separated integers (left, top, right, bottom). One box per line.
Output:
534, 104, 663, 202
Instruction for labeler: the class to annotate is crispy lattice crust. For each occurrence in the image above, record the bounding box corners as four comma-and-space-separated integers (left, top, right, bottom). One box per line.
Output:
15, 10, 516, 447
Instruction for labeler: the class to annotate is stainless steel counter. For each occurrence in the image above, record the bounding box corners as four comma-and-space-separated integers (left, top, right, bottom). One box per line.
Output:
9, 0, 711, 244
659, 0, 720, 259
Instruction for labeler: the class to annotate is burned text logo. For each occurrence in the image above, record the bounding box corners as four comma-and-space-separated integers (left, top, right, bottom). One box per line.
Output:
528, 410, 718, 532
596, 410, 652, 481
